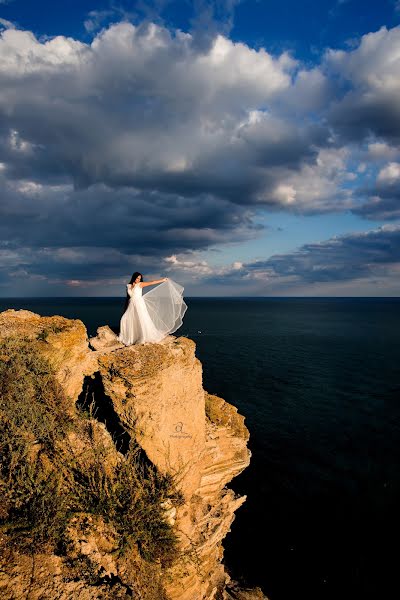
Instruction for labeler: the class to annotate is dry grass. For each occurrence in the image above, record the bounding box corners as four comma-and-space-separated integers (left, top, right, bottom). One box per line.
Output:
0, 337, 73, 551
68, 428, 184, 567
0, 336, 183, 569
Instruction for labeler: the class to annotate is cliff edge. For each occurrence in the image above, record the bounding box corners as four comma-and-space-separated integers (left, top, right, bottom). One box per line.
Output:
0, 309, 267, 600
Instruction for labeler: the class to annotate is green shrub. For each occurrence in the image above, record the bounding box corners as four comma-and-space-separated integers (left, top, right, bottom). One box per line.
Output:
36, 324, 65, 341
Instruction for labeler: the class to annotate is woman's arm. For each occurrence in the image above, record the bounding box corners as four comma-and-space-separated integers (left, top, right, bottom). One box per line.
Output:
140, 278, 168, 288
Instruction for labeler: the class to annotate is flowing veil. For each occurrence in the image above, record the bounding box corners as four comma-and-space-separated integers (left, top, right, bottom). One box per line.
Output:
142, 278, 187, 336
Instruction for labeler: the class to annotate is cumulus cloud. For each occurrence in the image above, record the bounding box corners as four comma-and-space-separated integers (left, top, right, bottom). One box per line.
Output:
0, 19, 324, 292
257, 147, 354, 213
1, 20, 397, 211
1, 20, 398, 216
0, 19, 400, 293
0, 23, 304, 202
377, 162, 400, 184
367, 142, 400, 161
325, 26, 400, 144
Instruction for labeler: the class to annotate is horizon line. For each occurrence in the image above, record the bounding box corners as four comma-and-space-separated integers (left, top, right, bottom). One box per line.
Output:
1, 296, 400, 300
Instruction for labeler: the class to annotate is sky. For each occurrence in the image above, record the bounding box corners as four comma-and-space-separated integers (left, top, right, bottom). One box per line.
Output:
0, 0, 400, 296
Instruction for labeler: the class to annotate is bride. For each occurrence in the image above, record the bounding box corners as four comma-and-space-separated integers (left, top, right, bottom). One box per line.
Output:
117, 272, 187, 346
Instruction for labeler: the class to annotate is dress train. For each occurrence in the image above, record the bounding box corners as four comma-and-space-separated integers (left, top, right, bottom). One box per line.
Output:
118, 279, 187, 345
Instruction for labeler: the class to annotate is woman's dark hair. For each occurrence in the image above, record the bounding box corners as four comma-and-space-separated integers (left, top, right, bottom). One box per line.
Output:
122, 272, 143, 315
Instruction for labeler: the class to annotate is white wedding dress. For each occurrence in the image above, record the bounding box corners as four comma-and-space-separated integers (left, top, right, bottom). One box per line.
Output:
117, 278, 187, 345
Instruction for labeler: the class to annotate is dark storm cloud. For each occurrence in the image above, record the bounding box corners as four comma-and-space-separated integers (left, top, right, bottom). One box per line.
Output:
328, 92, 400, 144
0, 173, 260, 284
0, 179, 258, 250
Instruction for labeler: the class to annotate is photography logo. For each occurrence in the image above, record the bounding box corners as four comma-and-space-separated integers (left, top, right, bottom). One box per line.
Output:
170, 421, 192, 439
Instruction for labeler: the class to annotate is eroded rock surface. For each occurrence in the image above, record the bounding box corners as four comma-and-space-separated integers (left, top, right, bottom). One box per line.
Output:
0, 309, 268, 600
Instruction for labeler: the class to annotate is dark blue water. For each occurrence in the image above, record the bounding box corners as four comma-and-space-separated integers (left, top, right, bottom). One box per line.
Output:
1, 297, 399, 600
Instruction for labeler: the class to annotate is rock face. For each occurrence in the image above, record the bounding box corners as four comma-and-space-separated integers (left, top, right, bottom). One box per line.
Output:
0, 310, 268, 600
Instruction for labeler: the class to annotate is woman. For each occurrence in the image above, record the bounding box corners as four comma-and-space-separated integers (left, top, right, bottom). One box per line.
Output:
117, 272, 187, 345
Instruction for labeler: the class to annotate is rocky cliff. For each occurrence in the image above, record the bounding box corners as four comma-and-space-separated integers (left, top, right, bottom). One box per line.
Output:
0, 309, 267, 600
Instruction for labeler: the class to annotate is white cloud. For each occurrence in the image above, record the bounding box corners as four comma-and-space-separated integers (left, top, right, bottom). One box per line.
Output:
271, 184, 297, 205
367, 142, 400, 161
257, 147, 354, 213
164, 254, 212, 277
0, 18, 15, 29
1, 20, 400, 293
325, 26, 400, 93
2, 19, 398, 220
0, 21, 311, 210
325, 26, 400, 143
377, 162, 400, 184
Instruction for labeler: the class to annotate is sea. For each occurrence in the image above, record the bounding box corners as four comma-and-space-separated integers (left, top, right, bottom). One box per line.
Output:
1, 296, 399, 600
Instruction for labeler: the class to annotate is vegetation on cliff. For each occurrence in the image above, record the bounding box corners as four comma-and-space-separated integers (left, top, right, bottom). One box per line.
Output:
0, 335, 183, 579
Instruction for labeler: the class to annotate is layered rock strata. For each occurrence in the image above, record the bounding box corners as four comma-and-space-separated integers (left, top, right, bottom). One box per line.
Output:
0, 309, 267, 600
